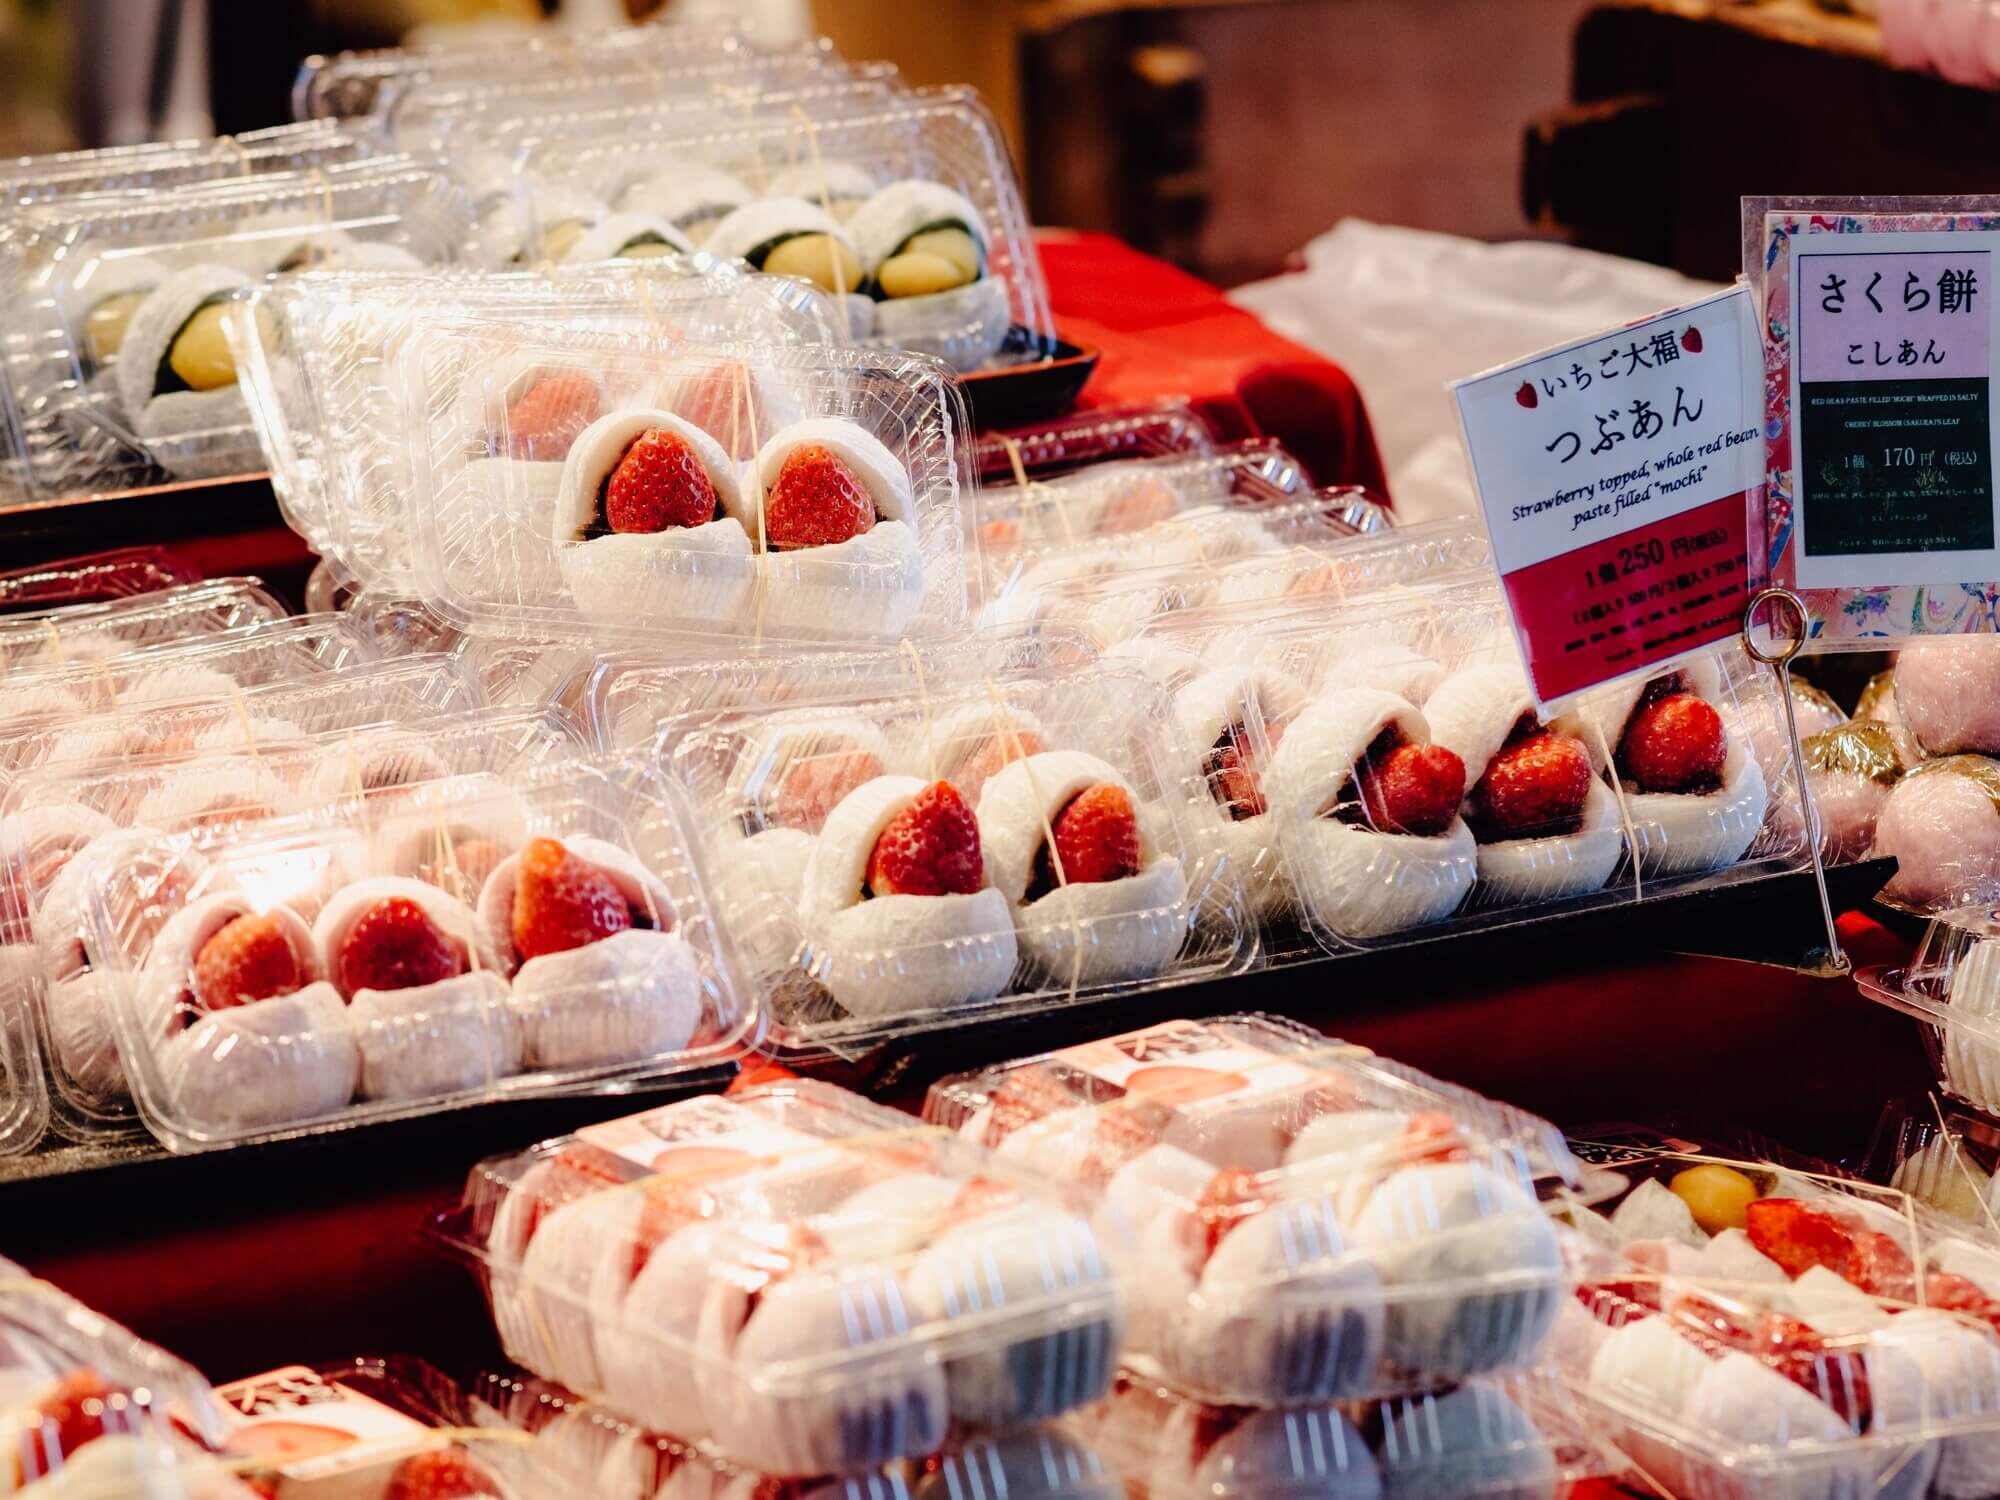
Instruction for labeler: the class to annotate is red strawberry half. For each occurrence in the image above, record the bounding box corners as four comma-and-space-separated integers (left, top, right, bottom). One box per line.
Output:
979, 1066, 1076, 1148
1202, 723, 1271, 821
1192, 1166, 1267, 1261
338, 898, 464, 996
192, 914, 302, 1011
1032, 783, 1141, 894
866, 781, 983, 897
381, 1446, 502, 1500
602, 428, 719, 534
511, 837, 639, 962
763, 445, 875, 551
1618, 687, 1726, 793
1469, 724, 1593, 839
1338, 730, 1465, 837
503, 373, 599, 462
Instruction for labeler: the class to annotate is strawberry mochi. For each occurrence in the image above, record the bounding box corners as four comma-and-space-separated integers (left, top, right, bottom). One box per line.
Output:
1554, 659, 1768, 879
1267, 688, 1477, 938
1174, 665, 1307, 921
136, 893, 358, 1134
798, 775, 1017, 1020
976, 750, 1189, 985
750, 419, 924, 640
476, 835, 701, 1070
1423, 662, 1621, 905
553, 408, 756, 631
311, 878, 521, 1102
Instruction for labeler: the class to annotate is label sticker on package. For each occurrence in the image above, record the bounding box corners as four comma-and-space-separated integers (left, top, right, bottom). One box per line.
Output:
1056, 1020, 1318, 1105
1452, 285, 1762, 709
216, 1366, 434, 1482
578, 1096, 838, 1177
1788, 232, 2000, 591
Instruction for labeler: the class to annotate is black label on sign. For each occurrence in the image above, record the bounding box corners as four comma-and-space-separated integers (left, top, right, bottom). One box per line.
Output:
1798, 376, 1994, 557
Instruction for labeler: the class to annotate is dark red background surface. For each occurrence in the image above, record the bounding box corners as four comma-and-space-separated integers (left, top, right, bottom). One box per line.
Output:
1, 239, 1932, 1500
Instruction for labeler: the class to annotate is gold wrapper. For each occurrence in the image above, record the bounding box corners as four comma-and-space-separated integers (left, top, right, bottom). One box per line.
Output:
1855, 669, 1898, 723
1905, 753, 2000, 813
1803, 721, 1905, 789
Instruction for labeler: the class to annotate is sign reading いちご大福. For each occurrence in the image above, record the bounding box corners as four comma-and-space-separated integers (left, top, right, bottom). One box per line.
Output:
1451, 284, 1764, 711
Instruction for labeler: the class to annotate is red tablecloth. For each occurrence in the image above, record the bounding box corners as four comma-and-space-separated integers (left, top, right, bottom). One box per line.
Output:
1039, 229, 1393, 496
3, 238, 1928, 1500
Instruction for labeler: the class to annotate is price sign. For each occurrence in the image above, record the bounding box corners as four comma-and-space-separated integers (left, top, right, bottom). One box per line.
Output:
1452, 284, 1763, 710
1788, 232, 2000, 590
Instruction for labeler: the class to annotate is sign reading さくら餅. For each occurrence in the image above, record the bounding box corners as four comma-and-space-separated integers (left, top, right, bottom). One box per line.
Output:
1452, 284, 1763, 710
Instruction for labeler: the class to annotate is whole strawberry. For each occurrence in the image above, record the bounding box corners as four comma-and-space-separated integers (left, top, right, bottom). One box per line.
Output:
1355, 741, 1465, 837
763, 445, 875, 550
1619, 690, 1725, 793
867, 781, 983, 897
503, 373, 598, 462
192, 914, 303, 1011
511, 837, 634, 961
603, 428, 718, 534
1044, 783, 1141, 887
381, 1447, 502, 1500
1469, 729, 1592, 837
338, 898, 463, 995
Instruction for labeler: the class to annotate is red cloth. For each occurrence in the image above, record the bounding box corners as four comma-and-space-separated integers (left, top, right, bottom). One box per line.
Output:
1037, 229, 1393, 498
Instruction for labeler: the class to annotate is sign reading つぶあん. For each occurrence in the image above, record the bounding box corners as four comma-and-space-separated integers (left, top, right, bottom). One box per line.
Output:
1452, 285, 1763, 710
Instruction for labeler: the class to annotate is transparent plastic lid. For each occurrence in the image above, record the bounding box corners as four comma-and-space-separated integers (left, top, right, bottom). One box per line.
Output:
925, 1014, 1580, 1406
0, 1263, 229, 1485
215, 1356, 573, 1499
1556, 1152, 2000, 1500
531, 89, 1051, 372
656, 661, 1249, 1054
435, 1077, 1123, 1476
972, 401, 1218, 488
0, 157, 478, 506
0, 579, 285, 675
1122, 585, 1800, 952
471, 1368, 1115, 1499
71, 749, 746, 1151
1880, 1099, 2000, 1235
233, 259, 838, 594
585, 628, 1095, 752
397, 324, 976, 649
0, 120, 378, 211
1870, 754, 2000, 916
1079, 1367, 1598, 1500
1859, 906, 2000, 1124
0, 548, 204, 612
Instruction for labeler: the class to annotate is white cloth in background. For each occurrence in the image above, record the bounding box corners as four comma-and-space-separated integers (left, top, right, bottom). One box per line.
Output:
1230, 219, 1723, 524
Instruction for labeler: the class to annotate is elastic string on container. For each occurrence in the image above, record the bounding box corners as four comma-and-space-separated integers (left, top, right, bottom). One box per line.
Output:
900, 638, 938, 783
738, 359, 769, 651
789, 106, 846, 304
1588, 719, 1643, 905
1001, 434, 1074, 548
38, 619, 64, 666
986, 679, 1081, 1001
217, 132, 252, 178
92, 658, 119, 713
226, 683, 258, 759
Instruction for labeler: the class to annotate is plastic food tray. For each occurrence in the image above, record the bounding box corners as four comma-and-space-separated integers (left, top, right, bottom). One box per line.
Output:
926, 1013, 1579, 1405
433, 1077, 1124, 1476
0, 548, 205, 612
0, 157, 479, 507
0, 120, 378, 211
72, 748, 746, 1152
0, 578, 285, 675
1859, 905, 2000, 1124
397, 322, 977, 650
655, 659, 1251, 1055
972, 400, 1218, 487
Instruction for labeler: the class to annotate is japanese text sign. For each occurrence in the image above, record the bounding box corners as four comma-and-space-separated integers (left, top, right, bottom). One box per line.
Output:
1788, 231, 2000, 593
1453, 284, 1762, 709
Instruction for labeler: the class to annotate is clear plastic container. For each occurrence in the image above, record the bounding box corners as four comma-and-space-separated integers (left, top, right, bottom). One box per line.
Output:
1556, 1153, 2000, 1500
233, 260, 838, 594
69, 749, 746, 1152
973, 401, 1218, 488
530, 88, 1052, 372
0, 578, 285, 674
1078, 1367, 1597, 1500
583, 628, 1096, 752
925, 1013, 1580, 1406
0, 1260, 238, 1490
0, 120, 378, 211
1120, 581, 1803, 952
474, 1367, 1120, 1499
655, 660, 1250, 1054
396, 323, 977, 649
294, 19, 790, 121
215, 1356, 572, 1499
0, 547, 204, 612
1859, 907, 2000, 1124
433, 1077, 1124, 1477
0, 157, 479, 506
1877, 1100, 2000, 1232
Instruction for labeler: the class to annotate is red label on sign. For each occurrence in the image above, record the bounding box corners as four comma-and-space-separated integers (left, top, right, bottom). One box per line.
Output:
1501, 492, 1750, 702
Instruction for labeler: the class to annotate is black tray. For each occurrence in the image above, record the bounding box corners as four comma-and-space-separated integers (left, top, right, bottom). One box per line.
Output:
959, 333, 1099, 428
